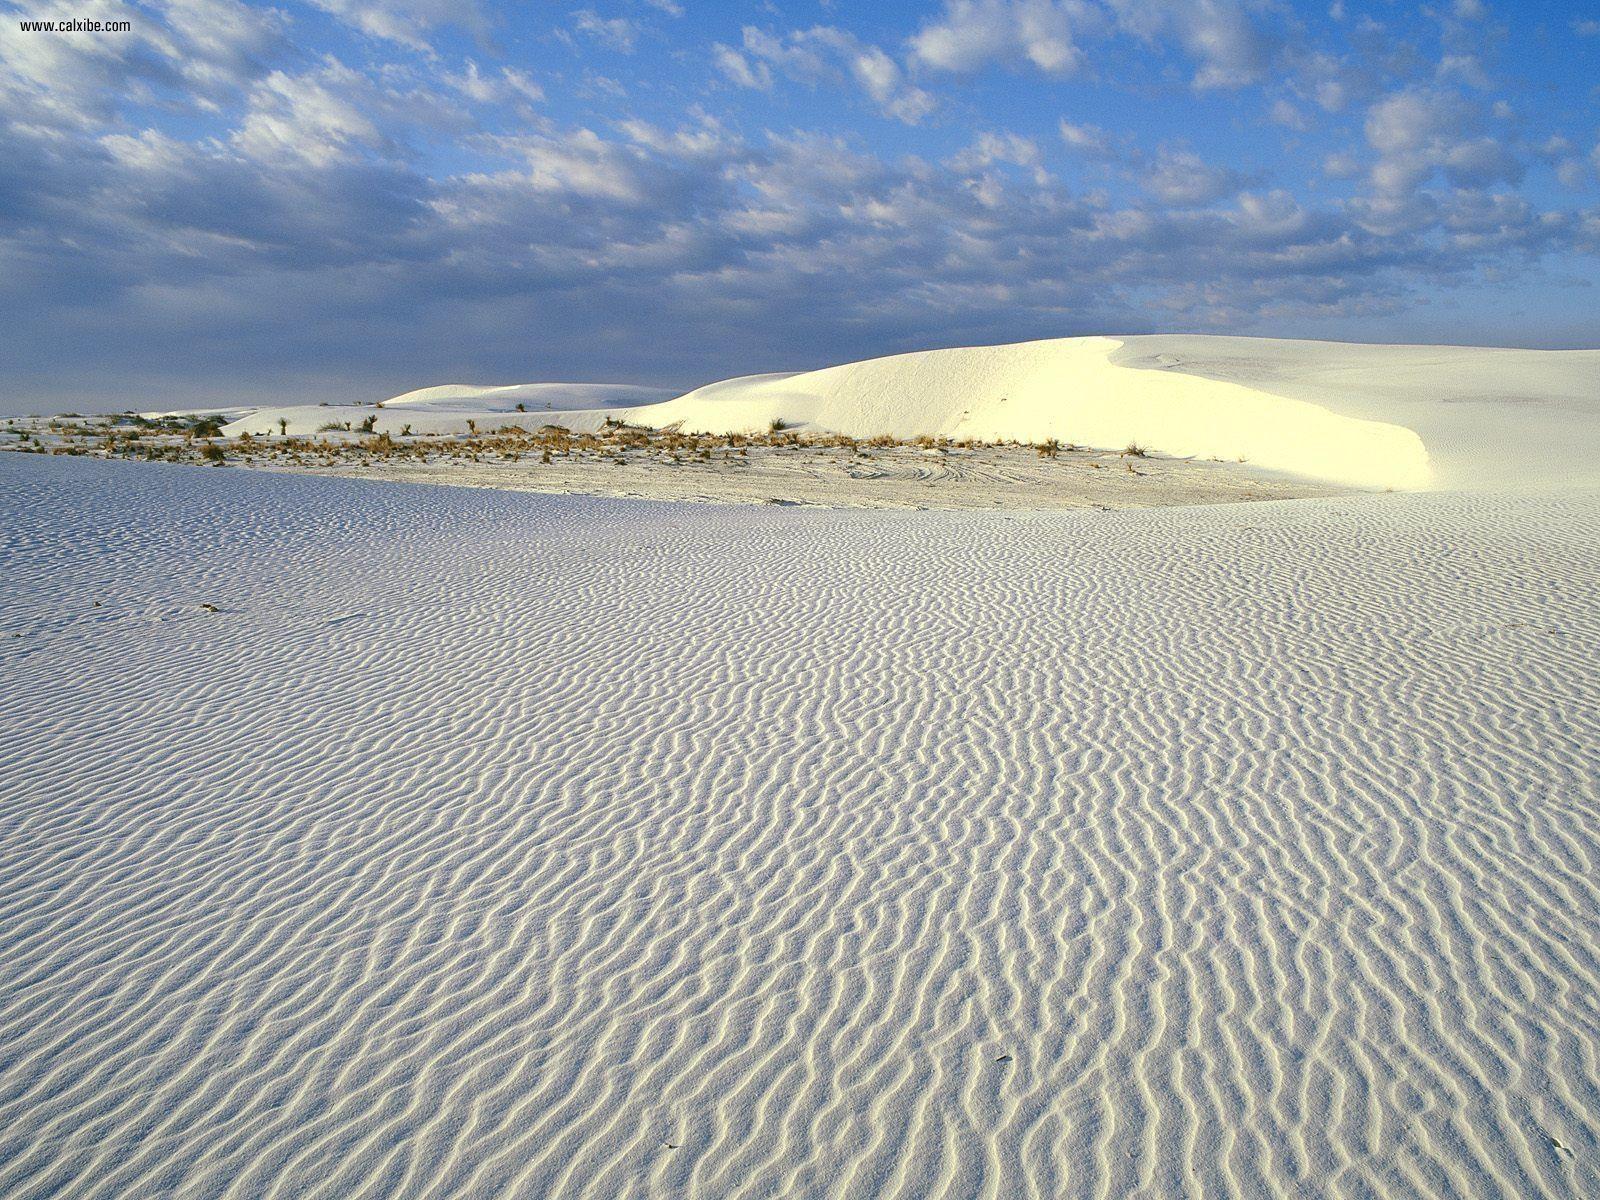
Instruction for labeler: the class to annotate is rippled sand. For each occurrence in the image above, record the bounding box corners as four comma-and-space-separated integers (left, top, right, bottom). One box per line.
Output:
2, 454, 1597, 1198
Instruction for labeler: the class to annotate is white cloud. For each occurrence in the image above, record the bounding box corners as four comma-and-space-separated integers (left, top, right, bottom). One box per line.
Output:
155, 0, 290, 93
721, 207, 810, 238
1440, 137, 1520, 186
1270, 99, 1310, 132
472, 128, 649, 203
1362, 87, 1521, 196
712, 44, 772, 90
1323, 151, 1362, 179
1314, 78, 1350, 112
1142, 148, 1245, 204
1365, 90, 1464, 156
909, 0, 1095, 75
519, 131, 649, 202
617, 114, 739, 163
0, 0, 287, 126
99, 128, 193, 173
847, 43, 937, 123
1105, 0, 1272, 89
948, 131, 1041, 172
733, 26, 936, 124
1573, 19, 1600, 36
231, 63, 405, 167
304, 0, 490, 54
572, 10, 640, 53
1231, 189, 1308, 237
1437, 54, 1489, 89
909, 0, 1275, 89
1059, 120, 1113, 156
447, 61, 543, 105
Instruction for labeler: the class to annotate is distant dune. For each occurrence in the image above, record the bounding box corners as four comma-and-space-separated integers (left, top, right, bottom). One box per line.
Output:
221, 382, 672, 440
379, 382, 674, 412
223, 335, 1600, 492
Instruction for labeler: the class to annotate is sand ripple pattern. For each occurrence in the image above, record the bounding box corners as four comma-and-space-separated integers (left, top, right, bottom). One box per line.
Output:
1, 455, 1597, 1199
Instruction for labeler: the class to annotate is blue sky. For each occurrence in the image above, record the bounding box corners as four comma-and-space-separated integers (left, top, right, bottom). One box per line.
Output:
1, 0, 1597, 411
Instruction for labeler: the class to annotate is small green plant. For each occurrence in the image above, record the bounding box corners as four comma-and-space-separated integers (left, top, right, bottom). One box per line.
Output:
1122, 442, 1148, 458
190, 416, 225, 438
200, 443, 226, 463
515, 402, 527, 412
359, 414, 377, 434
1037, 438, 1060, 458
769, 418, 789, 433
277, 417, 288, 436
400, 423, 412, 437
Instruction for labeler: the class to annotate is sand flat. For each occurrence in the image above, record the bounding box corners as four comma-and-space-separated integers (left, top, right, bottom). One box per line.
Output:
2, 451, 1596, 1197
265, 440, 1342, 510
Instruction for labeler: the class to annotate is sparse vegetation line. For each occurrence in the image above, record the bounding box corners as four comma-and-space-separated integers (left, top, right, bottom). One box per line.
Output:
0, 411, 1339, 510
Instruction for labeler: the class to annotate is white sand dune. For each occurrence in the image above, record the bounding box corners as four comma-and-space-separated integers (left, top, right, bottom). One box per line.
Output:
1108, 337, 1600, 492
221, 382, 671, 439
379, 381, 673, 412
629, 337, 1437, 490
222, 335, 1599, 493
2, 432, 1598, 1196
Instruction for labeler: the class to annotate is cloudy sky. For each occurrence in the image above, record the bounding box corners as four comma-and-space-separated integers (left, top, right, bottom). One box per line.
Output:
1, 0, 1597, 411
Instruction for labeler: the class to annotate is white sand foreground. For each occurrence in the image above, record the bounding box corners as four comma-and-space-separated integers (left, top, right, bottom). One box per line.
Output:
2, 440, 1597, 1196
